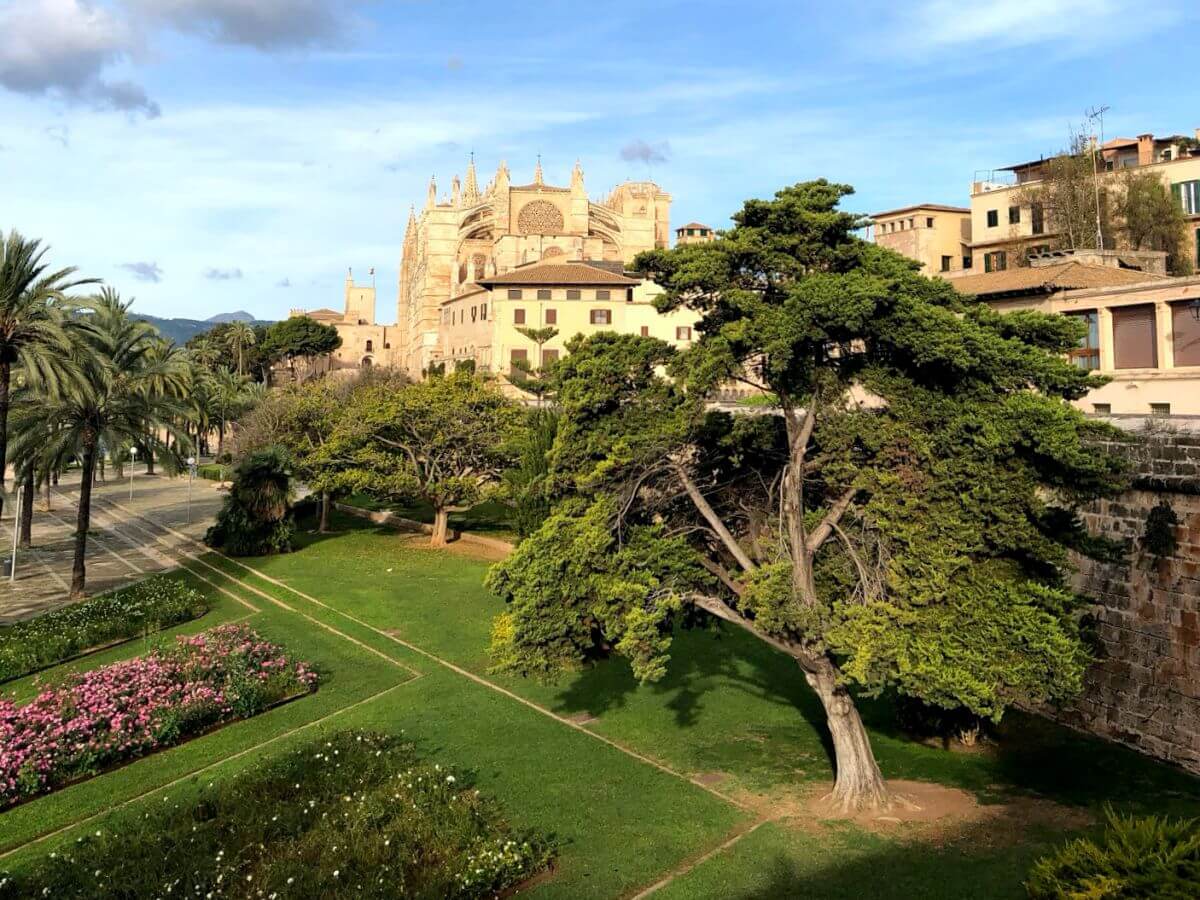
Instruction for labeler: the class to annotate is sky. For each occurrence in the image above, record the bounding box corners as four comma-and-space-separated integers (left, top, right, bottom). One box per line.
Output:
2, 0, 1197, 323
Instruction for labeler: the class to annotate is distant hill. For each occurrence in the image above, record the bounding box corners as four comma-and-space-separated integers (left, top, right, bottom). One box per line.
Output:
205, 311, 256, 324
133, 313, 275, 345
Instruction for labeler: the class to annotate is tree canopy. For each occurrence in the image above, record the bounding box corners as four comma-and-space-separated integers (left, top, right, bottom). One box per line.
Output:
486, 180, 1126, 810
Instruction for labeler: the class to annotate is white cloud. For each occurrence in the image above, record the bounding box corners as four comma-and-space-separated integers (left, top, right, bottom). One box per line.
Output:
906, 0, 1178, 50
126, 0, 355, 50
119, 261, 164, 282
203, 266, 243, 280
0, 0, 158, 117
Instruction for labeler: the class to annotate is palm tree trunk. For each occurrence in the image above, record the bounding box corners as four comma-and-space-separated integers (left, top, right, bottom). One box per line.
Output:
71, 438, 97, 599
19, 467, 33, 549
44, 480, 51, 512
0, 358, 9, 518
145, 433, 155, 475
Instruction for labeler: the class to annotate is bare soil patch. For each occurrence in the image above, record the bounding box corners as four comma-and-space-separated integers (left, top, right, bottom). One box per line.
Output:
394, 532, 510, 562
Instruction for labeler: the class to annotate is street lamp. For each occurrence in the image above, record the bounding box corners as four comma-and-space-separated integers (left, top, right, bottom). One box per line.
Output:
1189, 296, 1200, 321
129, 446, 138, 501
186, 456, 197, 524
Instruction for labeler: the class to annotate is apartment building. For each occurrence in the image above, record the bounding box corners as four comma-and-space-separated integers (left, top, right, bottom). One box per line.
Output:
436, 259, 699, 391
870, 204, 972, 274
969, 130, 1200, 273
949, 255, 1200, 419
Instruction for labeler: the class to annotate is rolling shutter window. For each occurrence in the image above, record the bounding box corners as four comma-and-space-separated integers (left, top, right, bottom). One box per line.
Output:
1171, 302, 1200, 367
1112, 305, 1158, 369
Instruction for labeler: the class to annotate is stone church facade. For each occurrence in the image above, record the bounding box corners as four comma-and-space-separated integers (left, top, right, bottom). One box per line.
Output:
397, 157, 672, 374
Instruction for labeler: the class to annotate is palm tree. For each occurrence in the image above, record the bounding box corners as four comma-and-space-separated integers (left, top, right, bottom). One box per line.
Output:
0, 231, 95, 511
210, 366, 251, 456
224, 321, 256, 377
12, 289, 190, 598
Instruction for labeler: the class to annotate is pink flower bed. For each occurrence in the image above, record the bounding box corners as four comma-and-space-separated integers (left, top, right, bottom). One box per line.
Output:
0, 624, 317, 808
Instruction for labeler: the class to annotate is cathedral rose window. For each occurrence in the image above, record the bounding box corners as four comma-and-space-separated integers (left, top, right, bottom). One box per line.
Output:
518, 200, 565, 235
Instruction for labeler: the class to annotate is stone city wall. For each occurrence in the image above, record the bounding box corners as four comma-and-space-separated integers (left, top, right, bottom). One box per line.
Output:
1051, 432, 1200, 772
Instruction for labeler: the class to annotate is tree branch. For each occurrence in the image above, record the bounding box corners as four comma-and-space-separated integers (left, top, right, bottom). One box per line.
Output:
687, 593, 820, 675
672, 461, 756, 572
806, 487, 857, 553
698, 557, 746, 596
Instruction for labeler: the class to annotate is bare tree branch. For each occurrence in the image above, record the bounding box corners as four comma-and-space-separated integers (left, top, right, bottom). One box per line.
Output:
672, 460, 756, 572
806, 487, 857, 553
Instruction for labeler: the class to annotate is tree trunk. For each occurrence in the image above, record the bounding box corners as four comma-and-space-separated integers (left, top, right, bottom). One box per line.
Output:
804, 656, 890, 812
217, 423, 225, 457
145, 435, 155, 475
19, 467, 33, 549
71, 440, 98, 600
44, 480, 51, 512
430, 506, 450, 547
319, 491, 331, 533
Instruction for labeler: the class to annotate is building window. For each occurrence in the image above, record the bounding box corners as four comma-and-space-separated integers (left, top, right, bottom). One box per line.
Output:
926, 217, 934, 228
987, 209, 999, 228
541, 349, 559, 365
1112, 304, 1158, 369
537, 289, 552, 300
510, 349, 527, 366
596, 289, 611, 300
545, 308, 557, 325
566, 289, 581, 300
365, 340, 373, 352
1171, 301, 1200, 366
676, 326, 692, 341
1031, 202, 1045, 235
963, 255, 973, 269
507, 289, 522, 300
1065, 310, 1099, 370
590, 309, 611, 325
513, 308, 526, 325
983, 251, 1007, 272
480, 304, 487, 319
1173, 181, 1200, 215
1008, 206, 1020, 225
940, 255, 952, 272
1150, 402, 1171, 416
640, 326, 649, 337
1092, 403, 1111, 415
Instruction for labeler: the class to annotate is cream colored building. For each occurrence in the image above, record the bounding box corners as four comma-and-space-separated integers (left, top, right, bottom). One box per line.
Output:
947, 257, 1200, 420
870, 204, 972, 274
289, 270, 403, 375
437, 259, 699, 387
675, 221, 716, 245
398, 157, 672, 375
969, 130, 1200, 274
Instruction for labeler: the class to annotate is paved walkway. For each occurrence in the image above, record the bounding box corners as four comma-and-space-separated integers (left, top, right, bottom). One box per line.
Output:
0, 467, 224, 624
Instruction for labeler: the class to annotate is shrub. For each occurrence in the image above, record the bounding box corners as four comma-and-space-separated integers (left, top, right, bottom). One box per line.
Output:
0, 624, 316, 808
1027, 806, 1200, 899
205, 446, 295, 556
0, 576, 210, 682
0, 731, 552, 899
503, 407, 559, 538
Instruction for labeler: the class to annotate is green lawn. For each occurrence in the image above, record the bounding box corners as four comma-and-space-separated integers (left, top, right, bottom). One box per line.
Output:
3, 509, 1198, 898
342, 492, 517, 540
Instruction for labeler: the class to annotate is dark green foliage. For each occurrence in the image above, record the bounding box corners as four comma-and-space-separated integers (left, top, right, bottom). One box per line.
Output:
205, 446, 294, 555
1027, 807, 1200, 898
259, 315, 341, 365
503, 407, 559, 537
892, 695, 987, 745
0, 731, 553, 900
0, 576, 210, 682
1141, 499, 1180, 560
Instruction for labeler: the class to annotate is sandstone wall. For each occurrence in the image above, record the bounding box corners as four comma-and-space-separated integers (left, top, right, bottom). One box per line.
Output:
1053, 433, 1200, 772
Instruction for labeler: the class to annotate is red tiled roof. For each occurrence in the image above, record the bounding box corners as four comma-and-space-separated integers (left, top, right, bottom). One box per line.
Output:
946, 262, 1168, 298
478, 261, 640, 286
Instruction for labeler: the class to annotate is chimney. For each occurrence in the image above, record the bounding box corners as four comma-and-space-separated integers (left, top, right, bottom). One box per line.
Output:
1137, 133, 1154, 167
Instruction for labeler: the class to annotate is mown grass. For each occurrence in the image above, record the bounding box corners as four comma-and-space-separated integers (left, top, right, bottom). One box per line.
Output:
4, 509, 1198, 899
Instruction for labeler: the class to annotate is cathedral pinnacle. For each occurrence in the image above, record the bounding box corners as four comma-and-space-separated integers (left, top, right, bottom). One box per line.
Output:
426, 176, 437, 209
533, 154, 544, 186
451, 175, 461, 206
571, 158, 584, 191
464, 152, 479, 202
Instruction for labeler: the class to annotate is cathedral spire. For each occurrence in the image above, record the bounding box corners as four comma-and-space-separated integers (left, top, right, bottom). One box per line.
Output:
496, 159, 510, 189
571, 158, 584, 192
464, 152, 479, 202
533, 154, 544, 186
426, 175, 437, 209
451, 174, 461, 206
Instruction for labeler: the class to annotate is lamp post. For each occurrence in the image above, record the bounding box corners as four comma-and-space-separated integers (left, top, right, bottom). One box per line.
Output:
9, 484, 22, 584
186, 456, 197, 524
129, 446, 138, 501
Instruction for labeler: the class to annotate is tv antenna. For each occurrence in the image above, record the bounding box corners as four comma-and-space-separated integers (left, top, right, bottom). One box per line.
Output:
1085, 105, 1111, 249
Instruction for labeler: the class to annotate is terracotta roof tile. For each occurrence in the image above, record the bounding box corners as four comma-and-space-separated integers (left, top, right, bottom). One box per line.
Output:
945, 262, 1167, 298
478, 261, 640, 286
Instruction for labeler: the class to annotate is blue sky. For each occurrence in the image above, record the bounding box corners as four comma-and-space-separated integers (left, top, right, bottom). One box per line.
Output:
2, 0, 1196, 323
